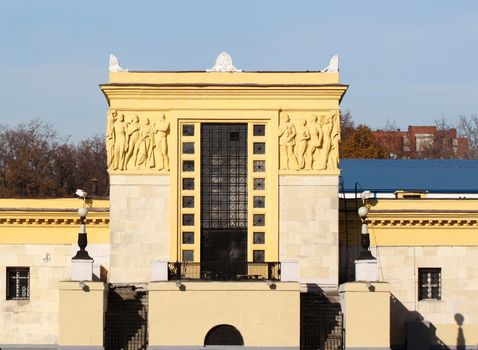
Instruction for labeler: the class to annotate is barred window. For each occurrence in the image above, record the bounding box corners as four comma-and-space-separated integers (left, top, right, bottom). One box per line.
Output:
418, 268, 441, 300
6, 267, 30, 300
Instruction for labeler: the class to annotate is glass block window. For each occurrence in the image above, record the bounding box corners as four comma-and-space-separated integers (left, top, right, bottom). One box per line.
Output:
182, 142, 195, 154
253, 232, 265, 244
253, 142, 265, 154
253, 214, 265, 226
182, 214, 195, 226
183, 160, 195, 172
253, 124, 265, 136
253, 250, 265, 263
253, 196, 265, 208
182, 232, 194, 244
253, 178, 265, 190
182, 196, 194, 208
182, 178, 195, 190
418, 268, 441, 300
6, 267, 30, 300
201, 123, 248, 229
183, 250, 194, 262
253, 160, 265, 172
183, 124, 195, 136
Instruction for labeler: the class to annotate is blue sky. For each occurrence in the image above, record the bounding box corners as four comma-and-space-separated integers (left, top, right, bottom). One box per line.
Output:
0, 1, 476, 141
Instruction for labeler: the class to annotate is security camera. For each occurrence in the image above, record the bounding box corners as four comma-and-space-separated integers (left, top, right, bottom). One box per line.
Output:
75, 189, 87, 199
361, 190, 372, 203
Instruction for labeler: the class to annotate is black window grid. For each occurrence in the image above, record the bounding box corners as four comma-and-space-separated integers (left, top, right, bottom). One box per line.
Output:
6, 267, 30, 300
201, 123, 248, 229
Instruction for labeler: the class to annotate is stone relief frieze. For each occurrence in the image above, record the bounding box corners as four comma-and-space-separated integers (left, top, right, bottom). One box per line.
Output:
106, 110, 170, 172
279, 112, 339, 172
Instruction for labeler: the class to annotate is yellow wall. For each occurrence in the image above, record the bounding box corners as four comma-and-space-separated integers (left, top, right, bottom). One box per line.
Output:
58, 281, 106, 347
0, 198, 109, 244
367, 199, 478, 246
149, 281, 300, 347
102, 71, 347, 265
339, 282, 391, 349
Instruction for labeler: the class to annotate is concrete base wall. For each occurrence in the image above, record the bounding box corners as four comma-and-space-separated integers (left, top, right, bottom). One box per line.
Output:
279, 175, 339, 287
109, 175, 170, 283
148, 281, 300, 348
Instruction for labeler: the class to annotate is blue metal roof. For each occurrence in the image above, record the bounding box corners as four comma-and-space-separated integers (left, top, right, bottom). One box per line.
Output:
339, 159, 478, 193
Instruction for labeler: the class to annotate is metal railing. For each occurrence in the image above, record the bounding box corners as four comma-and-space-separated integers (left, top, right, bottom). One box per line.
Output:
168, 261, 281, 281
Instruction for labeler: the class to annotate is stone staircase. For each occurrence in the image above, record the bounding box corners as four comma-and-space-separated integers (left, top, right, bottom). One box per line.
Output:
105, 285, 148, 350
300, 290, 344, 350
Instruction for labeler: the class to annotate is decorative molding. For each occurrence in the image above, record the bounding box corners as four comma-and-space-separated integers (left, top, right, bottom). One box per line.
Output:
206, 52, 242, 72
0, 217, 109, 226
369, 218, 478, 228
109, 54, 128, 73
320, 54, 339, 73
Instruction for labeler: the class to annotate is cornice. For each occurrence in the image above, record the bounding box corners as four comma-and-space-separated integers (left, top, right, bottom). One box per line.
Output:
368, 210, 478, 228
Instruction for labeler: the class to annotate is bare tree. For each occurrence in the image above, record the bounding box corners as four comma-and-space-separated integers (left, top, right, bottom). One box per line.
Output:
0, 119, 108, 198
457, 114, 478, 159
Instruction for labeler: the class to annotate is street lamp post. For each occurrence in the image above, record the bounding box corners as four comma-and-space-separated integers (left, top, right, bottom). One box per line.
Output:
72, 207, 92, 261
357, 205, 375, 260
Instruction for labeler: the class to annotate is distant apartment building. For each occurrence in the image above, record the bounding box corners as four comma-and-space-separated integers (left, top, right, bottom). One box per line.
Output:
373, 125, 469, 159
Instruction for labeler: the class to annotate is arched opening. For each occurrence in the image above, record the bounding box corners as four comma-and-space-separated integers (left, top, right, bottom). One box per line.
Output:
204, 324, 244, 346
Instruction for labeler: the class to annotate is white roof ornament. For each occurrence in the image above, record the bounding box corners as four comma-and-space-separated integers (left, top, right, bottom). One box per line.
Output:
206, 51, 242, 72
109, 54, 128, 73
320, 54, 339, 73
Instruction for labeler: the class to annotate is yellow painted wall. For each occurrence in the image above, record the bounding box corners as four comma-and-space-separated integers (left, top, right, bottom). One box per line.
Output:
339, 282, 391, 349
0, 198, 109, 244
149, 281, 300, 347
58, 281, 106, 347
367, 199, 478, 246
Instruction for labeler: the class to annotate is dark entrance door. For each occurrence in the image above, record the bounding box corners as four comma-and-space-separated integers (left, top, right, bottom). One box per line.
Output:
200, 123, 248, 280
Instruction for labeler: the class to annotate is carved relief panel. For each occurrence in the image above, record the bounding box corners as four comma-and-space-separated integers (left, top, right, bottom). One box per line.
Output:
106, 110, 170, 172
278, 111, 340, 173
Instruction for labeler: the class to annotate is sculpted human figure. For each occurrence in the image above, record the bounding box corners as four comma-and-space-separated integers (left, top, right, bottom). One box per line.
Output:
295, 118, 310, 169
278, 114, 299, 170
112, 113, 127, 170
137, 118, 155, 168
106, 109, 116, 169
124, 115, 140, 170
327, 112, 340, 170
305, 115, 323, 170
153, 114, 170, 171
317, 114, 333, 170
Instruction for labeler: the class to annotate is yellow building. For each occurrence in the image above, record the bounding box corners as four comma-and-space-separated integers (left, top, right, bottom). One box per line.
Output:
2, 55, 476, 350
340, 159, 478, 349
0, 53, 348, 350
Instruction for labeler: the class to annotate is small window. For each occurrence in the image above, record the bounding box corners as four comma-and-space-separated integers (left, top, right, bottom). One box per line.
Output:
253, 142, 266, 154
253, 232, 265, 244
253, 125, 265, 136
182, 178, 195, 190
253, 178, 265, 190
253, 196, 265, 208
183, 124, 195, 136
183, 250, 194, 262
6, 267, 30, 300
182, 142, 195, 154
418, 268, 441, 301
253, 214, 265, 226
182, 232, 194, 244
182, 214, 195, 226
183, 160, 195, 172
253, 250, 265, 263
253, 160, 265, 172
182, 196, 195, 208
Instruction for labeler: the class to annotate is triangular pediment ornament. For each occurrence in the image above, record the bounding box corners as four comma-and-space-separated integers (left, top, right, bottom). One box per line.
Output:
206, 52, 242, 72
